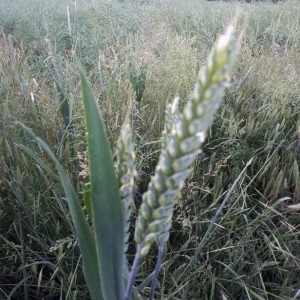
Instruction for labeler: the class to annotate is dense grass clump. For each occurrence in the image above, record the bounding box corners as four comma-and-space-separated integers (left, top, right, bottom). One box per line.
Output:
0, 0, 300, 299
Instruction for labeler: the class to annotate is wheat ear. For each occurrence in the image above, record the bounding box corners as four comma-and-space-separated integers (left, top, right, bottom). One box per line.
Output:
134, 25, 238, 257
116, 124, 137, 255
125, 25, 238, 300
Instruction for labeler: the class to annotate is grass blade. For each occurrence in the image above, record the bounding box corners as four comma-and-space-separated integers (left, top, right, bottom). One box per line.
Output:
79, 64, 125, 299
19, 124, 103, 300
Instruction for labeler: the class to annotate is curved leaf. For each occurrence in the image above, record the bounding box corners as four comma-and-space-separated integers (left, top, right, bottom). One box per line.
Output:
19, 124, 103, 300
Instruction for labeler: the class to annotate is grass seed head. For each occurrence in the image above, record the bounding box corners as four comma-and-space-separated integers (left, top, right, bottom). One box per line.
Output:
134, 25, 239, 257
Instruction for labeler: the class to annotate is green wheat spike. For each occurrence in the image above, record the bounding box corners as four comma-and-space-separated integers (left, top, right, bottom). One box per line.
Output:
116, 124, 137, 254
134, 25, 239, 257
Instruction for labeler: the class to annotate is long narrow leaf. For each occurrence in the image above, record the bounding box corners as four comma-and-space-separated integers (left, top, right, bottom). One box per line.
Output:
19, 124, 103, 300
79, 65, 125, 299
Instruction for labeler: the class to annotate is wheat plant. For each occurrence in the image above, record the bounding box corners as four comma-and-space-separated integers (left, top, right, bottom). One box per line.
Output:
21, 24, 239, 300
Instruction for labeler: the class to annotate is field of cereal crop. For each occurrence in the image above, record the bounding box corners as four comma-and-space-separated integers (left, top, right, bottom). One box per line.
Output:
1, 0, 300, 299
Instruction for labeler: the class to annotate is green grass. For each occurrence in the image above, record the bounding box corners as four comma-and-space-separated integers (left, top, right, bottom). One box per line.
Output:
1, 0, 300, 299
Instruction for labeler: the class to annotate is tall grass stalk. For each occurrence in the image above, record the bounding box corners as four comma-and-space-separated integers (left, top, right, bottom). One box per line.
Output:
21, 25, 238, 300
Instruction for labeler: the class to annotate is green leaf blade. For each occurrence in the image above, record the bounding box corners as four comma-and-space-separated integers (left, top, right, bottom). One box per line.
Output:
79, 65, 125, 300
19, 124, 103, 300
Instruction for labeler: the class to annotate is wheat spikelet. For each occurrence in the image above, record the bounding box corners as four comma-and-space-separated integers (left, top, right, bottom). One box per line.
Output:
116, 124, 137, 253
134, 26, 238, 257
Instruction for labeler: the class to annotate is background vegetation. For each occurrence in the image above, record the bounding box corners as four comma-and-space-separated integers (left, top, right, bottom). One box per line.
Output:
0, 0, 299, 299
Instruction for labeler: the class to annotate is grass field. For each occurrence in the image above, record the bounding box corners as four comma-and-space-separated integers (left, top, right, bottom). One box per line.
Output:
1, 0, 300, 299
